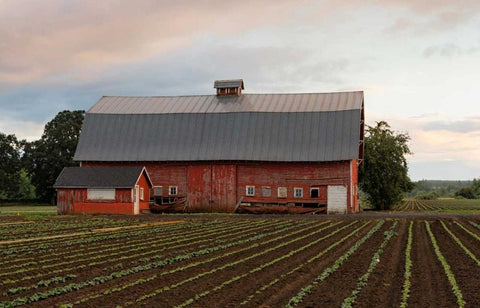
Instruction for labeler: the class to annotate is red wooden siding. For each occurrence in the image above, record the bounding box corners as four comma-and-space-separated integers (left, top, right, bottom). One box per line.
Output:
83, 161, 359, 213
136, 171, 151, 211
56, 171, 152, 215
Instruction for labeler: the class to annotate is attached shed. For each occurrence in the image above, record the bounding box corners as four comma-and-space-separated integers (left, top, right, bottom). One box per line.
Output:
68, 79, 364, 214
54, 166, 152, 215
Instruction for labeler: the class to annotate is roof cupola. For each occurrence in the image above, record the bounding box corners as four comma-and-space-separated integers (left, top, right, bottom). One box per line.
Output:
214, 79, 244, 96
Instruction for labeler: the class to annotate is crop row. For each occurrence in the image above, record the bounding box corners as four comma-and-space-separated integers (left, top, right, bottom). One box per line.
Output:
68, 219, 323, 306
172, 221, 360, 308
0, 219, 280, 274
1, 219, 221, 254
286, 220, 386, 307
238, 221, 371, 306
1, 220, 325, 307
1, 220, 293, 288
341, 221, 398, 308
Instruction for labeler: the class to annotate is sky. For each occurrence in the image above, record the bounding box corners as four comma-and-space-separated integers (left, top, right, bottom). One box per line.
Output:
0, 0, 479, 180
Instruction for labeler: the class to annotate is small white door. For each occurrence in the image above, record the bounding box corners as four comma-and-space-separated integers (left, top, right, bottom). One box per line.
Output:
134, 185, 140, 215
327, 185, 347, 214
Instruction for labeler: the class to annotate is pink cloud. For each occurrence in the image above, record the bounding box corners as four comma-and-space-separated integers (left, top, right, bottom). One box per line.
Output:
0, 0, 306, 85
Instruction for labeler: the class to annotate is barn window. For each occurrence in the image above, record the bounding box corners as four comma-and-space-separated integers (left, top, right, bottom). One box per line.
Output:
140, 187, 144, 201
278, 187, 287, 198
310, 187, 319, 198
294, 188, 303, 198
153, 186, 163, 196
246, 186, 255, 196
87, 188, 115, 200
262, 186, 271, 197
169, 186, 178, 195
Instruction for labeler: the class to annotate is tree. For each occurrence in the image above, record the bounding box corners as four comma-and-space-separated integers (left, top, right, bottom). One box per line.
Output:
455, 179, 480, 199
23, 110, 85, 203
359, 121, 414, 210
0, 133, 22, 199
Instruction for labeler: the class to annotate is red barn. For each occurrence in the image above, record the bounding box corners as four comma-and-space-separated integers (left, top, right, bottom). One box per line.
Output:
61, 79, 364, 214
54, 166, 152, 214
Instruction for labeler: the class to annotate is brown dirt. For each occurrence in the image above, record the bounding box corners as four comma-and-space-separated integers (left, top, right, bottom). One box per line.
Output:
354, 219, 408, 308
431, 220, 480, 306
407, 220, 458, 307
2, 215, 480, 308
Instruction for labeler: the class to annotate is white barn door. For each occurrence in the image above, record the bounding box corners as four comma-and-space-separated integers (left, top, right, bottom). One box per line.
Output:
327, 185, 347, 214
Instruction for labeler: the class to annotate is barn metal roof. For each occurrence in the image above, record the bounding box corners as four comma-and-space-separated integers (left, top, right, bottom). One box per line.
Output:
75, 90, 364, 162
54, 166, 152, 188
214, 79, 244, 89
74, 109, 363, 162
87, 92, 363, 114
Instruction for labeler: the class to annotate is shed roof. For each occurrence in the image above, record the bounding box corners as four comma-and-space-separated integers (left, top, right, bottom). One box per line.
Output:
54, 166, 152, 188
75, 91, 364, 162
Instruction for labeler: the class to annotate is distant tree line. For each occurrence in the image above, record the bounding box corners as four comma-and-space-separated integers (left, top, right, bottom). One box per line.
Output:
0, 110, 84, 203
454, 179, 480, 199
407, 179, 479, 200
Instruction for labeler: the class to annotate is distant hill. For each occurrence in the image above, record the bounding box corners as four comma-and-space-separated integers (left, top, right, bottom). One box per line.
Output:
407, 180, 472, 198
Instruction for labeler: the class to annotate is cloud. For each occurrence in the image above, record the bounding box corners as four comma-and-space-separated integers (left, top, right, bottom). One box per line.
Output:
368, 113, 480, 180
423, 43, 479, 58
422, 118, 480, 133
0, 116, 44, 141
0, 0, 306, 86
375, 1, 480, 34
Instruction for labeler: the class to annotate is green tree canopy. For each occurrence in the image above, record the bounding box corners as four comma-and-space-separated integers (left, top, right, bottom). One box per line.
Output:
0, 133, 22, 199
23, 110, 84, 203
359, 121, 414, 210
455, 179, 480, 199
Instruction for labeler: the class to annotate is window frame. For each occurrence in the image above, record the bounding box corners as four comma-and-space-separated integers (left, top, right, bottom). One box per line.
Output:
169, 186, 178, 196
153, 186, 163, 196
294, 187, 303, 198
277, 187, 287, 198
262, 186, 271, 197
140, 187, 144, 201
310, 187, 319, 198
87, 188, 115, 201
246, 185, 255, 196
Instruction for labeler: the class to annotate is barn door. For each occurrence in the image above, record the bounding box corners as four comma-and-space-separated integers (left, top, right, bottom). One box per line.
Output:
212, 165, 236, 213
327, 185, 347, 214
57, 189, 74, 214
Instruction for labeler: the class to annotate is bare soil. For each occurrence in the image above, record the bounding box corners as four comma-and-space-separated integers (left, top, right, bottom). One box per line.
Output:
1, 214, 480, 308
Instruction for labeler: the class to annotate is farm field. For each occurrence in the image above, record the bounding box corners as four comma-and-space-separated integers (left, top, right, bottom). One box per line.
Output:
2, 214, 480, 307
394, 199, 480, 213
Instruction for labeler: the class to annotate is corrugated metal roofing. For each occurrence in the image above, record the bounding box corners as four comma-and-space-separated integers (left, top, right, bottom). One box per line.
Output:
54, 166, 148, 188
214, 79, 244, 89
87, 91, 363, 114
74, 110, 361, 162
